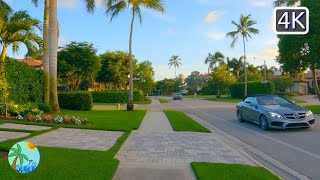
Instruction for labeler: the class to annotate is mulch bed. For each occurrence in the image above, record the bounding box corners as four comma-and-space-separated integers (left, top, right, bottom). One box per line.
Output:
0, 151, 8, 159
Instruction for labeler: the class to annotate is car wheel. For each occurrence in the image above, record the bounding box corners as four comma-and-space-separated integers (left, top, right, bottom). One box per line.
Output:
237, 110, 245, 122
260, 115, 269, 130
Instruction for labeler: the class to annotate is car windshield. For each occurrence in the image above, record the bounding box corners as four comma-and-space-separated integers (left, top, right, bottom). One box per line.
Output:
174, 93, 181, 96
257, 96, 292, 106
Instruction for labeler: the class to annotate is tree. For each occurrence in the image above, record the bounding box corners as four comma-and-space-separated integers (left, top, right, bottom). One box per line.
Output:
0, 0, 12, 11
105, 0, 165, 110
204, 52, 224, 74
239, 65, 264, 82
274, 0, 300, 6
271, 76, 294, 94
8, 143, 28, 171
0, 6, 41, 73
210, 63, 237, 97
227, 56, 244, 80
136, 61, 155, 94
186, 71, 205, 94
168, 55, 182, 78
58, 42, 101, 90
226, 14, 259, 97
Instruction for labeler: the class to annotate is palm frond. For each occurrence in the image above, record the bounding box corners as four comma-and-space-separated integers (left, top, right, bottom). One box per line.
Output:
142, 0, 165, 13
106, 1, 127, 22
31, 0, 39, 7
84, 0, 95, 13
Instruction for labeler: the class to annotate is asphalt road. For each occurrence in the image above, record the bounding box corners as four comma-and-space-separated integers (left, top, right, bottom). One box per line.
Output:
159, 97, 320, 180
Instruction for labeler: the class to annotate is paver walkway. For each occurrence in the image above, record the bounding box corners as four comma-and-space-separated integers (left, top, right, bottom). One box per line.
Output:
114, 98, 255, 180
295, 95, 320, 105
26, 128, 123, 151
0, 123, 51, 131
0, 131, 30, 142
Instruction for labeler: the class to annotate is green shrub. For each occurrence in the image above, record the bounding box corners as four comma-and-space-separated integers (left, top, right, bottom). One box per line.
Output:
38, 103, 50, 113
58, 91, 93, 111
229, 81, 275, 99
4, 57, 44, 104
91, 90, 144, 103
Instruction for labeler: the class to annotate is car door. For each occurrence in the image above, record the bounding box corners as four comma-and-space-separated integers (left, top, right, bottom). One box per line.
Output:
242, 98, 252, 121
246, 97, 260, 123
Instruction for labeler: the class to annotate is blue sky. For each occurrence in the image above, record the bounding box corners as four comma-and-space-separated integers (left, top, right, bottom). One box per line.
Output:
4, 0, 279, 80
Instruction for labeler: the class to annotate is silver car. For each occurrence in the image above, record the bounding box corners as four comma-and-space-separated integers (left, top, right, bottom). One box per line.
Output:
236, 95, 315, 130
173, 93, 183, 100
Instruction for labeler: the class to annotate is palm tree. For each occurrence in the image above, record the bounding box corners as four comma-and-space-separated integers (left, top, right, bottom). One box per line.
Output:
8, 144, 28, 170
168, 55, 182, 78
32, 0, 95, 107
227, 56, 244, 80
106, 0, 165, 110
226, 14, 259, 97
204, 52, 224, 74
0, 0, 11, 11
0, 6, 41, 73
274, 0, 300, 6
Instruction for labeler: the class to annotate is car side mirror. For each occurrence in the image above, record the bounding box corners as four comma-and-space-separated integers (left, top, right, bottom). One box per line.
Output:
291, 100, 295, 103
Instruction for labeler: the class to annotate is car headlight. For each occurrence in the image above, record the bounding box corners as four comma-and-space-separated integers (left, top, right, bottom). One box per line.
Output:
306, 110, 313, 116
268, 112, 283, 118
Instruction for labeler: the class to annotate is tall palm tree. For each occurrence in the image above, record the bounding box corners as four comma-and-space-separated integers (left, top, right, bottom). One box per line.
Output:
204, 52, 224, 74
32, 0, 95, 107
0, 6, 41, 73
0, 0, 12, 11
8, 144, 28, 171
226, 14, 259, 97
168, 55, 182, 78
274, 0, 300, 6
106, 0, 165, 110
227, 56, 244, 80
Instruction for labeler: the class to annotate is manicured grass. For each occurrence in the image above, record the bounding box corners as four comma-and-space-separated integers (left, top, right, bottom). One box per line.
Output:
304, 105, 320, 114
184, 95, 242, 103
191, 162, 280, 180
164, 110, 210, 133
157, 98, 169, 103
284, 96, 307, 104
93, 100, 152, 106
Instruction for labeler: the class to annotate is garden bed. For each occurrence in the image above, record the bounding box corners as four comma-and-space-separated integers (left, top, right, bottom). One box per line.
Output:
0, 151, 8, 159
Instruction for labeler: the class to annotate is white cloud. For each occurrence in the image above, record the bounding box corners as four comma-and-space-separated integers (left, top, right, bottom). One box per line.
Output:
167, 27, 176, 36
258, 48, 279, 58
95, 0, 105, 7
264, 38, 278, 46
207, 30, 225, 41
58, 0, 79, 8
205, 10, 224, 24
251, 0, 271, 7
58, 37, 68, 46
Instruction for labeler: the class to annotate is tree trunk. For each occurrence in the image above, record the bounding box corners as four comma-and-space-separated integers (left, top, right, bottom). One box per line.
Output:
175, 67, 177, 79
49, 0, 60, 113
312, 64, 320, 101
12, 156, 19, 170
242, 36, 248, 97
0, 46, 7, 74
127, 8, 135, 110
43, 0, 50, 106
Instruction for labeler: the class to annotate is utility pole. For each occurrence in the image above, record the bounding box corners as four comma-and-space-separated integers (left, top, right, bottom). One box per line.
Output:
264, 60, 267, 81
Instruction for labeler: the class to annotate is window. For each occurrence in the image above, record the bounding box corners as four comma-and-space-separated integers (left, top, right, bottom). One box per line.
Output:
244, 97, 257, 104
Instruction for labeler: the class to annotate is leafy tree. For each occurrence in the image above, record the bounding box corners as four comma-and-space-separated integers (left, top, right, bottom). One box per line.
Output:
274, 0, 300, 6
271, 76, 294, 93
58, 42, 101, 90
210, 64, 237, 97
105, 0, 165, 110
168, 55, 182, 78
186, 71, 205, 94
155, 78, 175, 95
227, 56, 244, 79
239, 65, 264, 82
226, 14, 259, 97
0, 6, 41, 73
136, 60, 155, 94
204, 52, 224, 74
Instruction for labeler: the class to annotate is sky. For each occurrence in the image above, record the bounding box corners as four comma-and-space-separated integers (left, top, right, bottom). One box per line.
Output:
4, 0, 279, 80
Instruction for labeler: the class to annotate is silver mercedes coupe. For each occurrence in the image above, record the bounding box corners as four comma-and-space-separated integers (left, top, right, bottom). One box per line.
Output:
236, 95, 315, 130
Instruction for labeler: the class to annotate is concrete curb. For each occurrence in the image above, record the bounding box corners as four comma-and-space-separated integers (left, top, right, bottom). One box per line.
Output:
187, 113, 310, 180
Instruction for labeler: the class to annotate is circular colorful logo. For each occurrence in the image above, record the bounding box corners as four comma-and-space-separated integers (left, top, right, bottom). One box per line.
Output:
8, 142, 40, 173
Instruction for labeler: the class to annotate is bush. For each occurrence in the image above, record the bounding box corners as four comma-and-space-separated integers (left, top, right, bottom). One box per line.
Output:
229, 81, 275, 99
58, 91, 93, 111
270, 77, 294, 94
38, 103, 50, 113
91, 90, 144, 103
5, 57, 44, 104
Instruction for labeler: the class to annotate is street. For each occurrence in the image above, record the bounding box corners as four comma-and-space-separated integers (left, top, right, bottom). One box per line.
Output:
158, 97, 320, 180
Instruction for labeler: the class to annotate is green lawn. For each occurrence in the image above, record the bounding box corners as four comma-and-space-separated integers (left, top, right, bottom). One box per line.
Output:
284, 96, 307, 104
157, 98, 169, 103
93, 100, 151, 106
185, 95, 242, 103
164, 110, 210, 133
0, 108, 147, 179
304, 105, 320, 114
191, 162, 280, 180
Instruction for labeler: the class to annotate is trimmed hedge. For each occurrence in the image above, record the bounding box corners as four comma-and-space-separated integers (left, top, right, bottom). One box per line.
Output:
229, 81, 275, 99
58, 91, 93, 111
5, 57, 44, 104
91, 90, 144, 103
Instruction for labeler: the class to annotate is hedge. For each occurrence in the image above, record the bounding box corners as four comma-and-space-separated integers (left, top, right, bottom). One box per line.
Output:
229, 81, 275, 99
58, 91, 93, 111
5, 57, 44, 104
91, 90, 144, 103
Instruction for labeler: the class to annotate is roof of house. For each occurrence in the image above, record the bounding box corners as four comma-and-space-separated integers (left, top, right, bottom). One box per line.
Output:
17, 58, 42, 68
305, 71, 320, 79
293, 78, 312, 83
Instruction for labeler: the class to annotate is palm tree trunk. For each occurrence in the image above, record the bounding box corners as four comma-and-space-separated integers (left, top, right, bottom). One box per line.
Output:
49, 0, 60, 113
0, 46, 7, 73
43, 0, 50, 106
12, 155, 19, 170
312, 64, 320, 101
175, 66, 177, 79
127, 8, 135, 110
242, 36, 247, 97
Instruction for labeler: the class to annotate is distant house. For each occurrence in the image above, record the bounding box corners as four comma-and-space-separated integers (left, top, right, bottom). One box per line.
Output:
305, 71, 320, 91
291, 78, 311, 95
17, 58, 43, 70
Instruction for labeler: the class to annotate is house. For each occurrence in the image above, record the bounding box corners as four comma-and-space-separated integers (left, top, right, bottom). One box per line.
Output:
17, 58, 43, 70
291, 78, 311, 95
305, 70, 320, 91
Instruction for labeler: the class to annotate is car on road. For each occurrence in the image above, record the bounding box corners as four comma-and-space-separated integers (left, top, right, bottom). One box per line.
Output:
173, 93, 183, 100
236, 95, 315, 130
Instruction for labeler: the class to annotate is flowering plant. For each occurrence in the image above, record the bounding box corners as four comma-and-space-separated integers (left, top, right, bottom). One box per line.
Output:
43, 115, 52, 123
54, 116, 63, 124
35, 115, 42, 122
16, 115, 23, 120
63, 115, 70, 124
